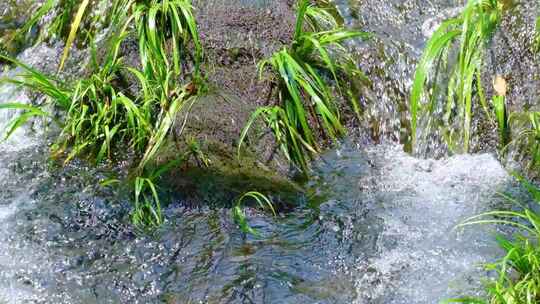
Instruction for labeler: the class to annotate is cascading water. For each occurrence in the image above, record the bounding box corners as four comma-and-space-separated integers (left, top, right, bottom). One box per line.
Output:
0, 1, 535, 303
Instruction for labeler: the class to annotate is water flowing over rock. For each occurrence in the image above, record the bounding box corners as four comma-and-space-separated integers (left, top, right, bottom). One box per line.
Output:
0, 1, 535, 303
0, 129, 516, 303
312, 143, 511, 303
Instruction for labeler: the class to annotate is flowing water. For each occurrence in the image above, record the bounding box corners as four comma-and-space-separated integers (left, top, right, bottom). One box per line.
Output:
0, 1, 535, 303
0, 113, 516, 303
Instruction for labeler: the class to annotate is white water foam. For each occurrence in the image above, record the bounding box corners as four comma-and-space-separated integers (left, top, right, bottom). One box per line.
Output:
0, 44, 61, 304
316, 143, 511, 303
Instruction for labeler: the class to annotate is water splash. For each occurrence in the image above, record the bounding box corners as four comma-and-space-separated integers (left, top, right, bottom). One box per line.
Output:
0, 133, 519, 303
312, 143, 512, 303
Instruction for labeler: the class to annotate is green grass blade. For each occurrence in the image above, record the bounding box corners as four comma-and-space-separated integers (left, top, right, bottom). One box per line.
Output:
59, 0, 90, 71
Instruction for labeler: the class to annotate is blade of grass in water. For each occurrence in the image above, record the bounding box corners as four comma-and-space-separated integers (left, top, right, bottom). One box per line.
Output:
233, 191, 276, 236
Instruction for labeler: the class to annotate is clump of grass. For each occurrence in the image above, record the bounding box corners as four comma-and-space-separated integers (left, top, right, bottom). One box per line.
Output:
1, 47, 194, 229
0, 22, 149, 165
130, 158, 183, 230
448, 176, 540, 304
410, 0, 503, 153
239, 0, 369, 173
506, 111, 540, 171
0, 0, 203, 229
132, 176, 164, 229
233, 191, 276, 236
134, 0, 202, 79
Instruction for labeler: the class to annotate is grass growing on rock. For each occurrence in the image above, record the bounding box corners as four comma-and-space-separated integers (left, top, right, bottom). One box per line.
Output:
0, 0, 202, 230
1, 19, 196, 169
410, 0, 503, 153
134, 0, 202, 79
238, 0, 370, 174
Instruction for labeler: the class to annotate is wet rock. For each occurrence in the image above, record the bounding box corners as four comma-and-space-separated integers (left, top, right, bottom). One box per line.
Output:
168, 91, 301, 208
194, 0, 294, 106
163, 0, 299, 203
421, 6, 464, 38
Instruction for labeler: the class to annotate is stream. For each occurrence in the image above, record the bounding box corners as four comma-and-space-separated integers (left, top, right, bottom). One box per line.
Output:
0, 102, 515, 303
0, 0, 536, 303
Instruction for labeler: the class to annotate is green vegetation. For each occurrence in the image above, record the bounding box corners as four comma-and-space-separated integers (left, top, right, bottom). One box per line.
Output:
410, 0, 503, 152
507, 112, 540, 171
239, 0, 369, 173
132, 176, 164, 229
493, 76, 510, 149
493, 95, 509, 147
0, 0, 200, 230
134, 0, 202, 79
447, 177, 540, 304
58, 0, 91, 71
233, 191, 276, 236
1, 16, 195, 169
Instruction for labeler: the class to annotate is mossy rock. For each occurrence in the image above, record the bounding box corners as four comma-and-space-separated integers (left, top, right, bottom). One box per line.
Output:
164, 91, 300, 208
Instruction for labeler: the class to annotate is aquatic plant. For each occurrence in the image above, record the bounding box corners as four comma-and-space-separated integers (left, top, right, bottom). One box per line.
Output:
134, 0, 202, 79
239, 0, 369, 173
233, 191, 276, 236
3, 0, 131, 70
410, 0, 503, 152
130, 157, 183, 230
132, 176, 164, 229
505, 111, 540, 171
449, 177, 540, 304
